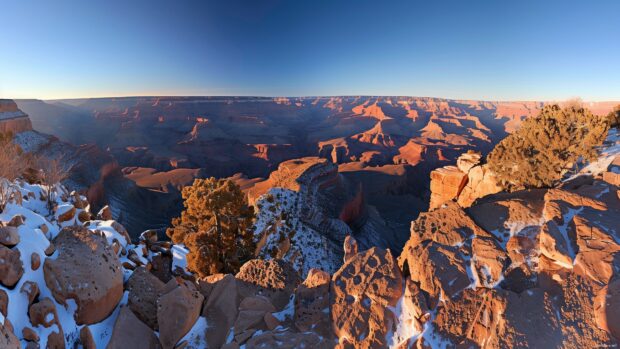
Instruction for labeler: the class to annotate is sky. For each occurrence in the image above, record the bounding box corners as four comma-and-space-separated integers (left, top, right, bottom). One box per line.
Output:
0, 0, 619, 101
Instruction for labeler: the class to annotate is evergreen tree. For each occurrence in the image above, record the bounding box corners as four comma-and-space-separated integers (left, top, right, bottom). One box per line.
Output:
167, 177, 255, 277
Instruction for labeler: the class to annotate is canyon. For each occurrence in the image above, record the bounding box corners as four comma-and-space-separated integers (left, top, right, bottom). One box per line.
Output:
0, 107, 618, 348
15, 97, 618, 248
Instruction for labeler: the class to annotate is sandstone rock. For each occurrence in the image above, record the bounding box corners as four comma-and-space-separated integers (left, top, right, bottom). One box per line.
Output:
331, 247, 402, 348
0, 226, 19, 246
596, 277, 620, 341
29, 298, 59, 328
399, 241, 470, 307
127, 267, 165, 330
22, 327, 39, 342
343, 235, 358, 262
294, 268, 331, 334
407, 200, 489, 249
234, 296, 276, 335
434, 288, 508, 347
0, 289, 7, 317
201, 274, 239, 349
140, 230, 158, 243
44, 242, 55, 256
149, 252, 173, 283
457, 164, 502, 208
31, 252, 41, 271
0, 245, 23, 287
157, 278, 204, 349
107, 306, 161, 349
57, 205, 76, 223
20, 281, 39, 308
78, 210, 91, 223
471, 237, 508, 287
7, 215, 25, 227
571, 215, 620, 285
539, 221, 573, 269
80, 326, 96, 349
44, 226, 123, 324
47, 331, 65, 349
264, 312, 280, 330
0, 319, 20, 349
429, 166, 468, 210
245, 328, 330, 349
236, 259, 301, 310
97, 205, 113, 220
456, 151, 481, 173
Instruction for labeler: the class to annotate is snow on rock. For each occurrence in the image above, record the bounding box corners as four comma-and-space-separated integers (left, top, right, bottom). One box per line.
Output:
253, 188, 341, 277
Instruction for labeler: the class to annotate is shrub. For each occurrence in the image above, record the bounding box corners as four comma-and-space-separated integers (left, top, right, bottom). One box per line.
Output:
167, 177, 255, 277
0, 133, 30, 211
608, 105, 620, 128
487, 104, 610, 190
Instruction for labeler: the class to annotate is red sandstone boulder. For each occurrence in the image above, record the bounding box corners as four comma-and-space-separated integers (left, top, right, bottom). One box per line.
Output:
157, 278, 204, 349
0, 226, 19, 247
44, 226, 123, 324
107, 306, 161, 349
200, 274, 240, 349
127, 267, 165, 330
236, 259, 301, 311
0, 245, 23, 287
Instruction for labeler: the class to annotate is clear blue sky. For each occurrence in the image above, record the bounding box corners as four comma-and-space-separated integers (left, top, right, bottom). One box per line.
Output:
1, 0, 619, 100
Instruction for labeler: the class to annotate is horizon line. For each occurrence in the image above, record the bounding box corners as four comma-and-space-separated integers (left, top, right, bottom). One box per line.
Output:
6, 95, 619, 104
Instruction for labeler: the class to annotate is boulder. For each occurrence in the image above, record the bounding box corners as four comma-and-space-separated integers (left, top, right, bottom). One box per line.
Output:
236, 259, 301, 310
20, 281, 39, 308
107, 306, 161, 349
233, 296, 276, 336
157, 278, 204, 349
29, 298, 59, 328
429, 166, 468, 210
343, 235, 358, 262
0, 319, 20, 349
44, 226, 123, 324
57, 205, 77, 223
0, 226, 19, 247
30, 252, 41, 271
127, 267, 165, 330
201, 274, 240, 349
0, 245, 23, 287
331, 247, 402, 348
97, 205, 113, 220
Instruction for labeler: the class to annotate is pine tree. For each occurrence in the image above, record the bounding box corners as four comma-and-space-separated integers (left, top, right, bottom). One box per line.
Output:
167, 177, 255, 277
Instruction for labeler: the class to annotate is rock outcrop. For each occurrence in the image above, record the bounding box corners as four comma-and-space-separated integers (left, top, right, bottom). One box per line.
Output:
429, 152, 502, 209
0, 100, 32, 134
